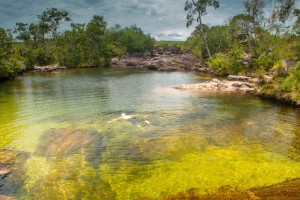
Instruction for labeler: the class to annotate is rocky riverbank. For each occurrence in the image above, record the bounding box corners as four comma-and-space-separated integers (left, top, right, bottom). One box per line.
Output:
173, 75, 258, 94
111, 47, 211, 72
33, 66, 67, 72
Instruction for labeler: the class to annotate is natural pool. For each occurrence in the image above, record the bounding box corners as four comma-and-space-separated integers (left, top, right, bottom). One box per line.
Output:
0, 68, 299, 199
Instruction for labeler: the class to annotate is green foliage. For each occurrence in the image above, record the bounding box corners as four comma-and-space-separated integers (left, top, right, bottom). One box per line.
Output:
207, 53, 232, 76
206, 25, 231, 56
15, 8, 71, 43
207, 51, 246, 76
185, 25, 231, 58
253, 54, 279, 71
120, 25, 154, 54
183, 35, 203, 58
11, 8, 155, 68
0, 58, 22, 79
185, 0, 220, 57
0, 28, 22, 79
154, 41, 184, 49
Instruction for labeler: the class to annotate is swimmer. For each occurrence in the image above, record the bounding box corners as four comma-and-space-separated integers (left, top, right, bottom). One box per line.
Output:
107, 113, 151, 130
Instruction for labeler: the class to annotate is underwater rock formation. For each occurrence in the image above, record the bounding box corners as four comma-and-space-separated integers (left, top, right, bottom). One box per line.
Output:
35, 128, 105, 167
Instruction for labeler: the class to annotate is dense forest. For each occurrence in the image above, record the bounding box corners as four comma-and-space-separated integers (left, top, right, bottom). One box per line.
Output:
0, 0, 300, 104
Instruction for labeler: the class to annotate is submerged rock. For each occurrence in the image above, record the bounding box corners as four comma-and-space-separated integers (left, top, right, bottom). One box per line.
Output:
35, 128, 105, 166
0, 163, 10, 175
0, 149, 30, 196
0, 195, 16, 200
161, 178, 300, 200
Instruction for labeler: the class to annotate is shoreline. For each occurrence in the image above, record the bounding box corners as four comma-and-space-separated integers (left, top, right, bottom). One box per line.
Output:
2, 62, 299, 107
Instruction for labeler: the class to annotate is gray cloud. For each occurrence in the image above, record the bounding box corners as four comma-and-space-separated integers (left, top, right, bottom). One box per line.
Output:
0, 0, 250, 40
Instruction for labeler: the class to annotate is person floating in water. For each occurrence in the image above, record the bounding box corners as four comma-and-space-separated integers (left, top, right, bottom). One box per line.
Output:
107, 113, 150, 130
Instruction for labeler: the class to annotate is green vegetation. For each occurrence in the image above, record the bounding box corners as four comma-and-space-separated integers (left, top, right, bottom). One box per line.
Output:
184, 0, 300, 105
0, 28, 22, 80
0, 8, 154, 80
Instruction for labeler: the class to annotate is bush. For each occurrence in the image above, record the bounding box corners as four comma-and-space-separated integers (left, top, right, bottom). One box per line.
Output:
0, 58, 22, 79
207, 53, 232, 76
207, 52, 246, 76
253, 53, 279, 71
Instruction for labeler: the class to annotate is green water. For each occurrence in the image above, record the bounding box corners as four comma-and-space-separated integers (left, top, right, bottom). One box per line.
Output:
0, 68, 300, 199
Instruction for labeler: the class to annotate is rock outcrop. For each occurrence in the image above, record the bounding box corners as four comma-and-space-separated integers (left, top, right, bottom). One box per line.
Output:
173, 75, 258, 93
33, 66, 67, 72
111, 46, 202, 71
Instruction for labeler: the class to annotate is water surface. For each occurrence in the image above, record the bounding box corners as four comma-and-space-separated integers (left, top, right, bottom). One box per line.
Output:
0, 68, 300, 199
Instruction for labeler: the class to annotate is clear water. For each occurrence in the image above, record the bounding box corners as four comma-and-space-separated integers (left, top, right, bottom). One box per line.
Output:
0, 68, 299, 199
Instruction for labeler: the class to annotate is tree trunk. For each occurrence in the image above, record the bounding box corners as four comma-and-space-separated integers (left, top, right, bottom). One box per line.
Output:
198, 14, 212, 58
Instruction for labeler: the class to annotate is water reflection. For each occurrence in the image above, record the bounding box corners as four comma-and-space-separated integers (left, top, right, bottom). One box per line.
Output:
0, 68, 299, 199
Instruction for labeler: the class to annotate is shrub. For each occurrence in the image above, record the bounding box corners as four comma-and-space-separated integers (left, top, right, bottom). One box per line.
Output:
0, 58, 22, 79
207, 53, 231, 76
253, 53, 279, 71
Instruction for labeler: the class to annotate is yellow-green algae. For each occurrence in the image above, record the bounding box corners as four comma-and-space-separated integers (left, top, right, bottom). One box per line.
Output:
98, 144, 300, 200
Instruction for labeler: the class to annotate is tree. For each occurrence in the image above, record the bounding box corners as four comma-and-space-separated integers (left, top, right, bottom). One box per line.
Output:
37, 8, 71, 39
0, 28, 13, 59
86, 15, 107, 66
0, 28, 21, 79
269, 0, 295, 24
184, 0, 219, 58
120, 25, 154, 54
243, 0, 265, 23
293, 9, 300, 35
15, 8, 71, 44
243, 0, 295, 29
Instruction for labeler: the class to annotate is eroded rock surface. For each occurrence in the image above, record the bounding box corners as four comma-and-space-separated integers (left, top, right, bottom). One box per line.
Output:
173, 78, 256, 93
33, 66, 66, 72
111, 47, 200, 71
35, 128, 105, 166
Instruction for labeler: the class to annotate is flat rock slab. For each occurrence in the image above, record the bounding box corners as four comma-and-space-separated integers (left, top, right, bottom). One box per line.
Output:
173, 79, 255, 93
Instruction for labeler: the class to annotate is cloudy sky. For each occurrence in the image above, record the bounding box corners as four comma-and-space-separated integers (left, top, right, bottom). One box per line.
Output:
0, 0, 299, 41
